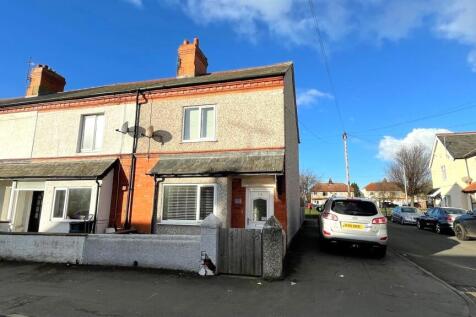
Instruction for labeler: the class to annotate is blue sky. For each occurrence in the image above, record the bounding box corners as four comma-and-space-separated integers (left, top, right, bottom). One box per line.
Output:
1, 0, 476, 187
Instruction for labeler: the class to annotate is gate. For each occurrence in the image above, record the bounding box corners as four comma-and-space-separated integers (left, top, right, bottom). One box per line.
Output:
218, 228, 262, 276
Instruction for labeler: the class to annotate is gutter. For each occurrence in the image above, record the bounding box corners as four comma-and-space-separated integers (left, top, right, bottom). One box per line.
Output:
124, 89, 145, 229
0, 68, 290, 108
93, 178, 101, 233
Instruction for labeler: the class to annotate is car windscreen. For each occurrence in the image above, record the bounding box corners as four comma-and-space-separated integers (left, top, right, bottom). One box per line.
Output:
443, 208, 466, 214
401, 207, 417, 213
331, 200, 378, 216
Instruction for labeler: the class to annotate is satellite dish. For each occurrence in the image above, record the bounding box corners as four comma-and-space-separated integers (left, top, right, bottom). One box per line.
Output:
116, 122, 129, 134
145, 125, 154, 138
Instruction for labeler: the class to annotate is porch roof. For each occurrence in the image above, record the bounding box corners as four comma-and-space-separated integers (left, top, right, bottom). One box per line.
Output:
0, 159, 117, 180
149, 150, 285, 177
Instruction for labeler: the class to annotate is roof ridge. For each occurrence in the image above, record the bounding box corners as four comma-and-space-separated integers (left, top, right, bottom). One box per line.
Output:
0, 61, 292, 103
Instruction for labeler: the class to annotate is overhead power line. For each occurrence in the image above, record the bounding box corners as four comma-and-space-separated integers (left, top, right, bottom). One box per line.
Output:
307, 0, 345, 131
349, 101, 476, 135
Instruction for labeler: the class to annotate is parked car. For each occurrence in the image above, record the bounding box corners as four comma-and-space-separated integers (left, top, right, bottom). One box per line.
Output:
453, 211, 476, 241
391, 206, 420, 225
416, 207, 468, 234
382, 202, 398, 208
319, 197, 387, 258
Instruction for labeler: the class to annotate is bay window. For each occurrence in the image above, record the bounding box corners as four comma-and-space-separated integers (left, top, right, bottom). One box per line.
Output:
52, 188, 92, 220
162, 184, 216, 222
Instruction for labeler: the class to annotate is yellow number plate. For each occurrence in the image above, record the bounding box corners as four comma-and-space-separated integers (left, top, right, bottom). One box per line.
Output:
341, 222, 365, 230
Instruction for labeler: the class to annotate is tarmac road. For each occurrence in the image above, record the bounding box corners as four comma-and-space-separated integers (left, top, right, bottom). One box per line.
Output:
0, 221, 473, 317
388, 221, 476, 299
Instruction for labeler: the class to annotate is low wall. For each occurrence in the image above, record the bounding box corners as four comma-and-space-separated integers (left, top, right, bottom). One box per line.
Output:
0, 233, 201, 272
0, 233, 85, 264
83, 234, 201, 271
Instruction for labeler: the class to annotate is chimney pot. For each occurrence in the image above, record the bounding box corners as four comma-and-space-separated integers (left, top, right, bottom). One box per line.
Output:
176, 37, 208, 78
26, 64, 66, 97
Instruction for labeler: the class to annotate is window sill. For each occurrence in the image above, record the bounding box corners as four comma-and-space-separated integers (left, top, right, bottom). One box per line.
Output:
50, 219, 93, 223
159, 220, 202, 226
181, 139, 217, 144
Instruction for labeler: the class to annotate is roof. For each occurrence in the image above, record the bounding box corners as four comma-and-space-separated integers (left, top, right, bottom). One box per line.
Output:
311, 182, 353, 193
0, 62, 292, 108
149, 150, 284, 176
0, 159, 117, 179
364, 181, 402, 192
436, 132, 476, 159
463, 183, 476, 193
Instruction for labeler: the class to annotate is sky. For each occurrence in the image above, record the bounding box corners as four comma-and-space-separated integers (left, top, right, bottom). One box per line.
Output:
1, 0, 476, 187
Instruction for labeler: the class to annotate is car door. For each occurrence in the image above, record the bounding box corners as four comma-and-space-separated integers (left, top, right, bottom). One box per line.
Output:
421, 208, 432, 226
464, 213, 476, 237
392, 207, 400, 222
427, 208, 438, 227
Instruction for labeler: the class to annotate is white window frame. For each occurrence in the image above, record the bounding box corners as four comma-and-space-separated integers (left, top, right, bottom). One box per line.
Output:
160, 184, 217, 225
79, 113, 105, 152
182, 105, 217, 142
51, 187, 93, 222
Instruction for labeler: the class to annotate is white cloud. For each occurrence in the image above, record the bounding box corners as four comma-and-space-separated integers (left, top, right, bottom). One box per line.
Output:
163, 0, 476, 71
297, 88, 333, 107
377, 128, 451, 161
123, 0, 143, 8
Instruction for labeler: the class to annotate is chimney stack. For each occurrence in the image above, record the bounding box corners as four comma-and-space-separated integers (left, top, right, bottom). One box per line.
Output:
26, 65, 66, 97
176, 37, 208, 78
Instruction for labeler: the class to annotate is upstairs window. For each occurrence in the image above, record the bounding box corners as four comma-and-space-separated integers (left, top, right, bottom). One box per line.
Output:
183, 106, 216, 141
80, 114, 105, 152
162, 184, 215, 222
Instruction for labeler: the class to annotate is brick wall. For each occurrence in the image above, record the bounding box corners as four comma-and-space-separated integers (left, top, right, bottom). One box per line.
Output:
274, 175, 287, 231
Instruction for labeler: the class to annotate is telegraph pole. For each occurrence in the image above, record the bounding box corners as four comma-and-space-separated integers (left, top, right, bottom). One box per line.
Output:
343, 132, 351, 196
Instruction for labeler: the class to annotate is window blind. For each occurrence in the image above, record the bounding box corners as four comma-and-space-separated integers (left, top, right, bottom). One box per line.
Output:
163, 185, 197, 220
200, 186, 214, 220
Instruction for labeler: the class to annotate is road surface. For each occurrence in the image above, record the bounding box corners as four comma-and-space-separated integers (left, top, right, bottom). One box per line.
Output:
0, 221, 472, 317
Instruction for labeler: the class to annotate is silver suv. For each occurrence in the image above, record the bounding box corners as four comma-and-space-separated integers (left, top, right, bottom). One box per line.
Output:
319, 197, 388, 258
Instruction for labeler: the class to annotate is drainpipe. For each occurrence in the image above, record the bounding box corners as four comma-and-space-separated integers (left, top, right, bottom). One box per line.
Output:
124, 89, 143, 229
92, 178, 101, 233
150, 176, 164, 234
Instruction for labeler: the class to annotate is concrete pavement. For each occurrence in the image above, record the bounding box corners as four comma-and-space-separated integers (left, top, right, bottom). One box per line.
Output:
0, 222, 472, 317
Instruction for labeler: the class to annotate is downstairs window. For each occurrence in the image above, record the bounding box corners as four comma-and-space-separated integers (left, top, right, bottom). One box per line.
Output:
162, 185, 215, 222
52, 188, 92, 220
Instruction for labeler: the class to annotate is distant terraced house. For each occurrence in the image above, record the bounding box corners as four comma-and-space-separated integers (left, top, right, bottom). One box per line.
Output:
0, 38, 301, 243
310, 179, 354, 206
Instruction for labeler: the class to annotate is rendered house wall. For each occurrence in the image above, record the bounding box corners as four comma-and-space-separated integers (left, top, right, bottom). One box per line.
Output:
431, 139, 472, 209
283, 68, 301, 241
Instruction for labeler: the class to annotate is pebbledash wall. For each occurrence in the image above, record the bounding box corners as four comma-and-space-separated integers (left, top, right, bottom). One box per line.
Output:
0, 68, 299, 236
128, 74, 298, 236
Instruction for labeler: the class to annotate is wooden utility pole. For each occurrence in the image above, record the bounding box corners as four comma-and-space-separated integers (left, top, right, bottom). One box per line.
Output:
343, 132, 351, 196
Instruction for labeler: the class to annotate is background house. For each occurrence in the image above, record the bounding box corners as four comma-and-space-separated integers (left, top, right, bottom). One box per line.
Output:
429, 132, 476, 210
310, 179, 354, 206
362, 179, 409, 207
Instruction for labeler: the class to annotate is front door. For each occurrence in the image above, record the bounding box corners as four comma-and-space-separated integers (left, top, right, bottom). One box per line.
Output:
27, 191, 44, 232
246, 188, 274, 229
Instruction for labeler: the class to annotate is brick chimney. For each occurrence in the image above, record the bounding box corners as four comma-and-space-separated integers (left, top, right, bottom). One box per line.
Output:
176, 37, 208, 78
26, 65, 66, 97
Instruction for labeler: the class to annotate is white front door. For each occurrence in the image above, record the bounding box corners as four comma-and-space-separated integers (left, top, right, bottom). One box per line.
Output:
246, 188, 274, 229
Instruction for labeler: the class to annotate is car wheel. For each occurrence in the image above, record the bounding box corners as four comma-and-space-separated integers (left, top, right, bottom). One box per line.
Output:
435, 223, 442, 234
417, 221, 423, 230
374, 246, 387, 259
454, 224, 468, 241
